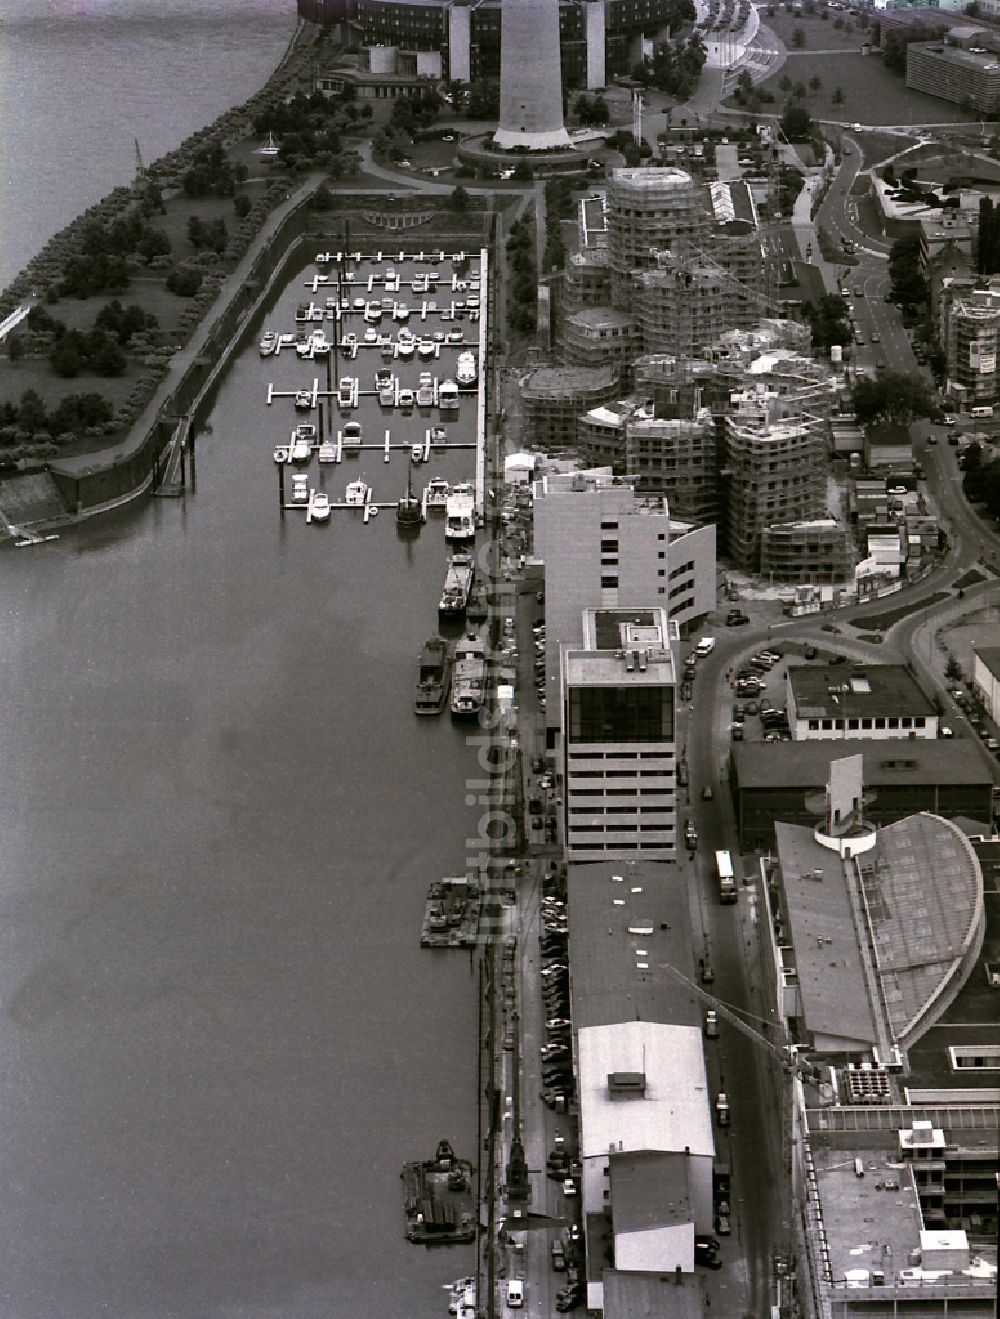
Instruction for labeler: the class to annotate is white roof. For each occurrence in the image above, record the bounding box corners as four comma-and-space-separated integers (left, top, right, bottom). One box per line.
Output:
505, 451, 536, 470
578, 1021, 714, 1160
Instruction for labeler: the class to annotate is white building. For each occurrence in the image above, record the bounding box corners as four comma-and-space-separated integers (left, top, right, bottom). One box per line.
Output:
577, 1019, 715, 1311
533, 469, 715, 738
561, 608, 677, 860
972, 646, 1000, 724
786, 664, 939, 742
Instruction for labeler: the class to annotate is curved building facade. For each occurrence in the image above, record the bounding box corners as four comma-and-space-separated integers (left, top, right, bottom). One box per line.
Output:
297, 0, 673, 89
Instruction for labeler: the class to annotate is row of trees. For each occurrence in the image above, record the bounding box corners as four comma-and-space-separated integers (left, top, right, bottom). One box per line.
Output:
15, 302, 158, 379
543, 177, 576, 273
633, 33, 707, 99
506, 216, 537, 336
852, 370, 937, 426
0, 389, 113, 443
181, 141, 247, 199
54, 213, 172, 298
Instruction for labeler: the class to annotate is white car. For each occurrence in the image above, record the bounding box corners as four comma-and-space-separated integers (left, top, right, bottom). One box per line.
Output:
888, 485, 907, 495
562, 1178, 578, 1198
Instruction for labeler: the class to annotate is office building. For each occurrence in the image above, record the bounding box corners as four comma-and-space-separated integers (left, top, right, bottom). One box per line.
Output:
533, 471, 716, 740
786, 663, 939, 742
906, 29, 1000, 112
561, 608, 677, 860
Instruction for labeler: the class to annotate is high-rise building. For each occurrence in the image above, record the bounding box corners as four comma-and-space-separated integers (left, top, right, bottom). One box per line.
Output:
494, 0, 571, 151
723, 386, 827, 570
606, 167, 710, 307
942, 277, 1000, 406
561, 608, 677, 861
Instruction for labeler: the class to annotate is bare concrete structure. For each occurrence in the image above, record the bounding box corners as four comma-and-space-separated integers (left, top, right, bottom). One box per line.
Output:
494, 0, 572, 151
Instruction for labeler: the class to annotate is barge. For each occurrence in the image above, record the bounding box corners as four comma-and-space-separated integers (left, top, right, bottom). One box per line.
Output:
438, 552, 474, 618
450, 633, 487, 719
420, 876, 480, 947
414, 638, 452, 714
402, 1140, 476, 1245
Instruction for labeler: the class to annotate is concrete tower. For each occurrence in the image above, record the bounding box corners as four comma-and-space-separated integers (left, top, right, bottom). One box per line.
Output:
494, 0, 571, 151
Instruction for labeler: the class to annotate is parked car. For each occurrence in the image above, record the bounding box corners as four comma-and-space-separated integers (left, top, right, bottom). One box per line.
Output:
705, 1010, 719, 1038
701, 785, 714, 801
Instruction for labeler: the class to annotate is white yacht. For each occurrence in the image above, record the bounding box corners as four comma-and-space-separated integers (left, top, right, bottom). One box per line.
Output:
456, 351, 477, 386
258, 330, 278, 356
438, 379, 459, 411
310, 491, 331, 522
345, 479, 370, 505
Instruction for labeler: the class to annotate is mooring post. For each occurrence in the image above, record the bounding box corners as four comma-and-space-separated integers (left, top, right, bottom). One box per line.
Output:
278, 459, 285, 516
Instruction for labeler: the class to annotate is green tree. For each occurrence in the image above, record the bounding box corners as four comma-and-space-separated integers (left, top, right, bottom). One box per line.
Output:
945, 654, 964, 683
832, 85, 844, 107
791, 26, 806, 48
888, 233, 928, 304
809, 75, 822, 93
852, 370, 936, 426
448, 184, 470, 213
778, 73, 793, 93
780, 100, 814, 141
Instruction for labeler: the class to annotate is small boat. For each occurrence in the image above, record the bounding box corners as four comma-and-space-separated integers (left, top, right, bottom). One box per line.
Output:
417, 338, 436, 359
411, 443, 424, 463
380, 339, 396, 359
295, 423, 317, 442
295, 304, 311, 323
398, 388, 415, 412
439, 379, 459, 411
375, 367, 394, 390
385, 268, 399, 292
393, 304, 410, 322
294, 330, 312, 356
273, 445, 289, 464
294, 390, 313, 410
258, 330, 278, 356
290, 435, 311, 463
424, 477, 449, 510
363, 328, 378, 344
258, 131, 279, 158
456, 351, 477, 386
433, 331, 446, 343
341, 420, 362, 449
318, 439, 336, 463
310, 491, 331, 522
290, 474, 309, 503
338, 377, 356, 408
353, 296, 366, 310
447, 330, 463, 344
341, 333, 358, 355
430, 426, 446, 443
310, 332, 331, 355
379, 381, 396, 408
345, 479, 370, 505
397, 465, 422, 529
414, 637, 452, 715
416, 374, 434, 408
397, 335, 416, 360
364, 301, 382, 323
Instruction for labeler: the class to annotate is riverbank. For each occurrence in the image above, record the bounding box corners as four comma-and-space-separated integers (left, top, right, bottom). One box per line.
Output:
0, 18, 320, 492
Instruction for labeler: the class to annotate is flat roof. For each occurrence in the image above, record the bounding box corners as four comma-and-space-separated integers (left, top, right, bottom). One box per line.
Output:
611, 1151, 692, 1233
602, 1271, 704, 1319
567, 861, 700, 1031
565, 307, 636, 330
611, 166, 695, 190
788, 664, 936, 719
814, 1144, 924, 1287
866, 815, 983, 1047
732, 738, 991, 790
775, 823, 877, 1048
974, 645, 1000, 681
911, 37, 1000, 72
578, 1020, 715, 1159
522, 364, 617, 394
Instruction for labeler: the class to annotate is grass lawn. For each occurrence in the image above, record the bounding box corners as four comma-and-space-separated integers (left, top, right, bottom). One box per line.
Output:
849, 589, 951, 630
759, 52, 974, 126
0, 353, 149, 424
763, 9, 868, 51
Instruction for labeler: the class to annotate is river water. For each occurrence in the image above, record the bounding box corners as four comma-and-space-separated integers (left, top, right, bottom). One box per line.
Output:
0, 255, 484, 1313
0, 0, 298, 288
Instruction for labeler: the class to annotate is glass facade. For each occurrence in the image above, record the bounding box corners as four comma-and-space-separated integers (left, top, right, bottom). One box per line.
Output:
568, 685, 673, 744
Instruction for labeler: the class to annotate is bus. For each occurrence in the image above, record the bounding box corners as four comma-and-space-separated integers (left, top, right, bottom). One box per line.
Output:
715, 850, 737, 904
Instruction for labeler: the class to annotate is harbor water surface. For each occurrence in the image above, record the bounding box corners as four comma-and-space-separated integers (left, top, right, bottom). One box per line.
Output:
0, 263, 483, 1317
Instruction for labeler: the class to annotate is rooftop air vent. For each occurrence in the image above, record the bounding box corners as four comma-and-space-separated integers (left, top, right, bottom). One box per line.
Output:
607, 1071, 647, 1096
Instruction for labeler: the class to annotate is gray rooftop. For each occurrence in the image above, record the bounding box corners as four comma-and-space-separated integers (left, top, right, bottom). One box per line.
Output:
975, 645, 1000, 682
601, 1270, 704, 1319
732, 738, 990, 790
775, 823, 877, 1049
863, 815, 983, 1047
567, 862, 700, 1031
788, 665, 936, 720
610, 1151, 692, 1234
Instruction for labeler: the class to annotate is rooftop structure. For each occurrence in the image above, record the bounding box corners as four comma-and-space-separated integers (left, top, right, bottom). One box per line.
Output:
972, 644, 1000, 722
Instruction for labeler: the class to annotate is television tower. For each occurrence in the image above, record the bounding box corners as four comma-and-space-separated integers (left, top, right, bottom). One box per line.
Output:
494, 0, 571, 151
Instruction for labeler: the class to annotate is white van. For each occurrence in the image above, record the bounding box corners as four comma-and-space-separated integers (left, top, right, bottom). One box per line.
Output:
506, 1278, 524, 1308
970, 405, 994, 418
695, 637, 716, 657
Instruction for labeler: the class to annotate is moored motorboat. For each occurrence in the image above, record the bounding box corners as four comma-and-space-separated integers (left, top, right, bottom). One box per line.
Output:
341, 420, 362, 450
445, 482, 475, 541
397, 334, 416, 360
398, 388, 415, 412
416, 373, 434, 408
411, 443, 424, 463
438, 379, 459, 411
424, 477, 449, 510
258, 330, 278, 355
345, 479, 370, 505
337, 376, 357, 408
294, 390, 313, 410
417, 337, 436, 359
310, 491, 331, 522
318, 439, 336, 463
456, 351, 477, 386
